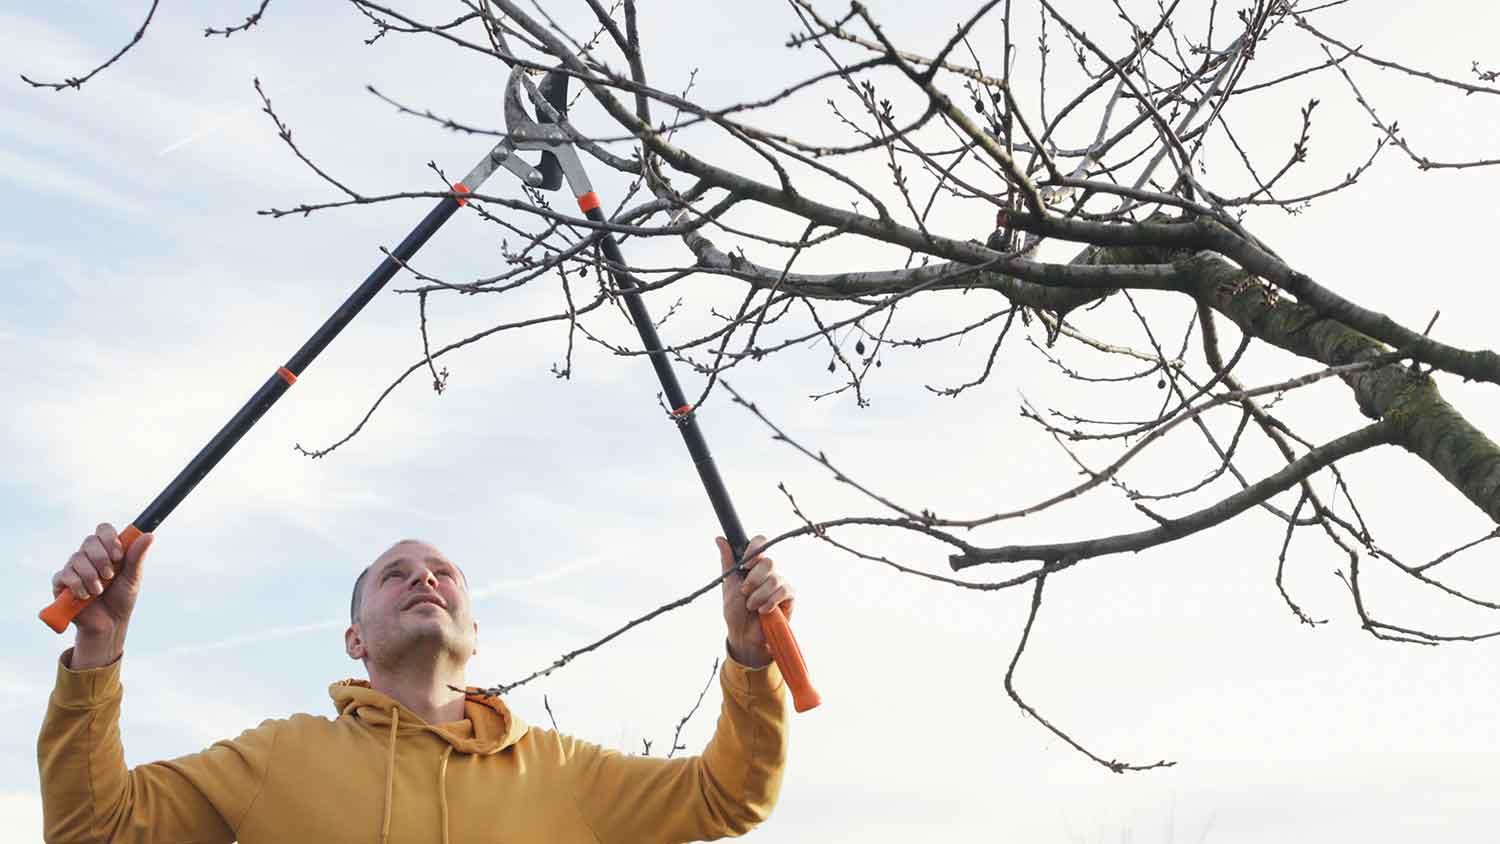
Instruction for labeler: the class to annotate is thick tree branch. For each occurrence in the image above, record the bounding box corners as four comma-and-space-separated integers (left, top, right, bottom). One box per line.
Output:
952, 420, 1397, 568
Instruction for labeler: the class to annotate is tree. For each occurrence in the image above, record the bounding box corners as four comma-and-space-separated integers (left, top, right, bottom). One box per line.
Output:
24, 0, 1500, 777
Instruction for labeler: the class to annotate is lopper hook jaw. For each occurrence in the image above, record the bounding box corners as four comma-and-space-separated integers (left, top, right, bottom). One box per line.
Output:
455, 67, 581, 195
502, 67, 559, 145
498, 66, 592, 199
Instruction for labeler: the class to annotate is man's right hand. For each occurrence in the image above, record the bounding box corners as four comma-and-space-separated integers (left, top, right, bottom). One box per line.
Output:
51, 523, 153, 669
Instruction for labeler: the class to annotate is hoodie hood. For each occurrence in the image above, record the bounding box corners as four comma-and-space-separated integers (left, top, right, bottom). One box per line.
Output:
329, 680, 528, 755
330, 680, 531, 844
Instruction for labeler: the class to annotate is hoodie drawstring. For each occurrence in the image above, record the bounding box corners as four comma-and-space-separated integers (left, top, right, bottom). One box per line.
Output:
438, 745, 454, 844
380, 707, 399, 844
351, 693, 504, 844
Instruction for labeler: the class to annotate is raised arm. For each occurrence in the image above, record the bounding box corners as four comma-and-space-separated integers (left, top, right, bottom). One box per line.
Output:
37, 526, 275, 844
561, 656, 788, 843
560, 537, 794, 842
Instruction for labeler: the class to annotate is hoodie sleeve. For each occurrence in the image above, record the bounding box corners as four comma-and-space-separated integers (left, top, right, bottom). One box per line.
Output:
37, 650, 278, 844
563, 656, 788, 843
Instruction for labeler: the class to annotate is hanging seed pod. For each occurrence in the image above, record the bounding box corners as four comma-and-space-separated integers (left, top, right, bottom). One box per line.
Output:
827, 359, 836, 373
855, 339, 866, 355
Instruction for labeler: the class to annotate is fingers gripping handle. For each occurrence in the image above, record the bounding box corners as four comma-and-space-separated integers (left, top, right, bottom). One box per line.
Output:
760, 606, 821, 712
39, 524, 142, 633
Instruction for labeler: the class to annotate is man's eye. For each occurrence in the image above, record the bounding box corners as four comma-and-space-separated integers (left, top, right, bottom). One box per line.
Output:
383, 570, 402, 581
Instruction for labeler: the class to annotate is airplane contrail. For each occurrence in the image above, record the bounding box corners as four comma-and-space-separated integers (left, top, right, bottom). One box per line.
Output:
157, 103, 256, 157
470, 553, 612, 600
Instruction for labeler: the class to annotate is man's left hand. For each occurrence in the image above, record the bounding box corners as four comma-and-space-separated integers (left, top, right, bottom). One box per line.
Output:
717, 535, 794, 669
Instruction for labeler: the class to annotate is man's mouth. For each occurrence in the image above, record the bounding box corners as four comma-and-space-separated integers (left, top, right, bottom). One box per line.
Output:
401, 594, 448, 611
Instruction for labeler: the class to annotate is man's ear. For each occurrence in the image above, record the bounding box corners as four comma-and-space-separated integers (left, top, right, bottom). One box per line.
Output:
345, 624, 366, 661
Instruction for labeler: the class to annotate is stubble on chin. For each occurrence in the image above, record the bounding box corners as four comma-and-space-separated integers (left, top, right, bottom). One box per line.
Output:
387, 610, 471, 664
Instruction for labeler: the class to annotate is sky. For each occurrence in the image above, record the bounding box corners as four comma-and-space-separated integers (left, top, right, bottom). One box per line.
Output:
5, 1, 1500, 842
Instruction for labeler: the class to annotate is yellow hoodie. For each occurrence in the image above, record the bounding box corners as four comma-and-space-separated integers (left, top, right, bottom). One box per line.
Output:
37, 650, 787, 843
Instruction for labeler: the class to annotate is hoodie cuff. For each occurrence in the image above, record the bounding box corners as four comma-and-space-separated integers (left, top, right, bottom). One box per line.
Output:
51, 648, 124, 709
721, 648, 785, 701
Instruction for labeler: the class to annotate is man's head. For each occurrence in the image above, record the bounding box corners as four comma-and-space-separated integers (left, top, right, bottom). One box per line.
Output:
344, 539, 477, 671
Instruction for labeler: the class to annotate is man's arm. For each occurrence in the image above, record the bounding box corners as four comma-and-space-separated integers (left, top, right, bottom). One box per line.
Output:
561, 652, 788, 843
36, 526, 274, 844
38, 650, 277, 844
561, 536, 794, 843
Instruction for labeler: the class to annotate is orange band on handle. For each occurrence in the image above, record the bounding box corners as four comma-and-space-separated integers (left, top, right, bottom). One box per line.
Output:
39, 524, 143, 634
759, 606, 820, 712
277, 366, 297, 385
454, 183, 471, 207
578, 191, 601, 213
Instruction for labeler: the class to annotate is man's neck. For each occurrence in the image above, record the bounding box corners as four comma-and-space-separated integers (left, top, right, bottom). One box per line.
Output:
366, 659, 468, 724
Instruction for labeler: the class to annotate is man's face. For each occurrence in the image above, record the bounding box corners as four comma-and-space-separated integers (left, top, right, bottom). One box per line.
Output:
345, 540, 477, 670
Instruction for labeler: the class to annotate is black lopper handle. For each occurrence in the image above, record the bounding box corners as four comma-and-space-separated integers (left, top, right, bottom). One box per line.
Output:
577, 198, 821, 713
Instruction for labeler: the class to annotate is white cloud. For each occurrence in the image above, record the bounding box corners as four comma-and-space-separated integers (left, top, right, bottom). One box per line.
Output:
0, 145, 145, 215
0, 665, 46, 719
155, 619, 346, 657
0, 792, 42, 844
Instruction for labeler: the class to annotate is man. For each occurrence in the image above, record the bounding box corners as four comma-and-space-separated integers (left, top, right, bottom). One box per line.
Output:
38, 524, 794, 843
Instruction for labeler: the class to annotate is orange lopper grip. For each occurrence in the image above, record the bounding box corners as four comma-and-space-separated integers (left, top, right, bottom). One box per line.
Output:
760, 605, 820, 712
39, 524, 142, 634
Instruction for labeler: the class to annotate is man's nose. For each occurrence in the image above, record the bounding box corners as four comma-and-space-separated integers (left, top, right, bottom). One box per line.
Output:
412, 568, 440, 588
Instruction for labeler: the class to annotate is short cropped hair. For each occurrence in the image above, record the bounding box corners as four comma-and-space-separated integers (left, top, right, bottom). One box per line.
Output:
350, 541, 468, 624
350, 566, 373, 624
